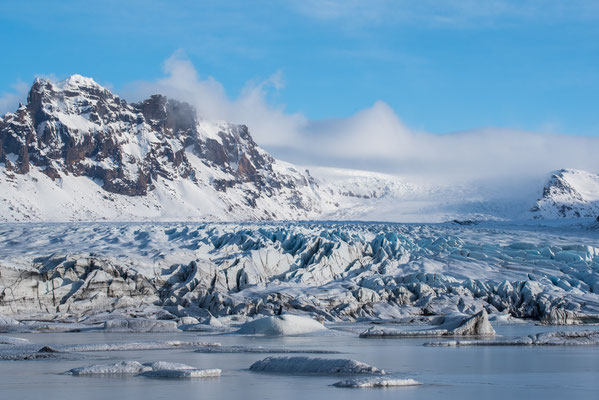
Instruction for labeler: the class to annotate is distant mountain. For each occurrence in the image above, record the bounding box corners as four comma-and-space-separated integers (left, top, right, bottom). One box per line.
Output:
530, 169, 599, 219
1, 76, 597, 222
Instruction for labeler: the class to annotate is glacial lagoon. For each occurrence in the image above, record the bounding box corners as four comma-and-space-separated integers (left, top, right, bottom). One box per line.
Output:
1, 323, 598, 400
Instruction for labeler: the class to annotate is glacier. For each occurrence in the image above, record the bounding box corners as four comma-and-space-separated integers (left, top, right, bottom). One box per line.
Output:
0, 221, 598, 327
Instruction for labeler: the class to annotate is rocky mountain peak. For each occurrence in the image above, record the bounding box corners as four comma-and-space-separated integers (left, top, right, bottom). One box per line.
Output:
530, 169, 599, 218
0, 75, 323, 218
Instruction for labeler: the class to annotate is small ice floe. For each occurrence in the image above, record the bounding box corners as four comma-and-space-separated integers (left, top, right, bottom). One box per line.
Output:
249, 356, 384, 375
425, 330, 599, 346
236, 314, 326, 336
333, 376, 421, 388
140, 368, 222, 379
0, 346, 63, 361
139, 361, 222, 379
103, 319, 178, 332
195, 345, 339, 354
66, 361, 151, 375
63, 340, 220, 352
360, 310, 495, 338
66, 360, 222, 379
0, 336, 29, 345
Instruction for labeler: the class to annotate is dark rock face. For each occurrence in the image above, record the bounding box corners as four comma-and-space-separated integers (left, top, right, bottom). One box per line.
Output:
0, 75, 316, 208
530, 169, 599, 219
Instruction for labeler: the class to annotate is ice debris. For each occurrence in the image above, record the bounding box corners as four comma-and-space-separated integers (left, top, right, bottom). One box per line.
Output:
66, 360, 221, 379
140, 369, 222, 379
0, 336, 29, 345
236, 314, 327, 336
425, 330, 599, 346
66, 361, 150, 375
103, 319, 178, 332
333, 376, 421, 388
195, 345, 339, 354
249, 356, 384, 375
62, 340, 220, 352
360, 310, 495, 338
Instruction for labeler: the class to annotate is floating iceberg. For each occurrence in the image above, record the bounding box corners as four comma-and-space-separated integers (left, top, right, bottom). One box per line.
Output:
140, 369, 222, 379
63, 340, 220, 352
195, 345, 339, 354
237, 314, 327, 336
143, 361, 195, 370
360, 310, 495, 338
425, 330, 599, 346
139, 361, 222, 378
249, 356, 384, 375
66, 361, 151, 375
66, 360, 222, 379
333, 376, 421, 388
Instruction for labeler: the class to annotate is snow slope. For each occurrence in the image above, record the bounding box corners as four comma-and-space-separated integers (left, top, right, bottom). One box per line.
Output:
531, 169, 599, 219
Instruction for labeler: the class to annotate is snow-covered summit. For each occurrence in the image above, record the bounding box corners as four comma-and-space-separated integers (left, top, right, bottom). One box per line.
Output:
54, 74, 103, 90
531, 169, 599, 219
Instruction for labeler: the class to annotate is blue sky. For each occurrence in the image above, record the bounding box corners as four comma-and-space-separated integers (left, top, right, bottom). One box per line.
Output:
1, 0, 598, 136
2, 1, 599, 180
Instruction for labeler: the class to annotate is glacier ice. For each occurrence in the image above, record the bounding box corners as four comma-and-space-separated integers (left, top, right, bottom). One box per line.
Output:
140, 368, 222, 379
62, 341, 220, 352
333, 376, 421, 388
360, 310, 496, 338
236, 314, 327, 336
194, 345, 339, 354
249, 356, 384, 375
425, 330, 599, 346
0, 222, 598, 326
66, 360, 221, 379
66, 361, 151, 375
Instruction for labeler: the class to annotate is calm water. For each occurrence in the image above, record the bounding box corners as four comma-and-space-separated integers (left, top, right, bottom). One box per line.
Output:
1, 324, 598, 400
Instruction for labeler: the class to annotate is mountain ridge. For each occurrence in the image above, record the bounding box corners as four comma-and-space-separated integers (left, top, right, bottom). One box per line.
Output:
1, 75, 598, 222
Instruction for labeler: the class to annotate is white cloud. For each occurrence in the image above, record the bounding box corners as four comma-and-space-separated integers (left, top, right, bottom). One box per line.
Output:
121, 53, 599, 186
123, 51, 306, 149
0, 81, 28, 116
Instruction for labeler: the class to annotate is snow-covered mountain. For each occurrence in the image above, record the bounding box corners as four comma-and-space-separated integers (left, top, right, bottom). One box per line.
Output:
1, 75, 598, 222
0, 75, 336, 221
530, 169, 599, 219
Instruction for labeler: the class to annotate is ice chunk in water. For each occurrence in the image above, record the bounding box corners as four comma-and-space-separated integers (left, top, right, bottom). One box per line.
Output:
333, 376, 421, 388
66, 361, 150, 375
249, 356, 384, 375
